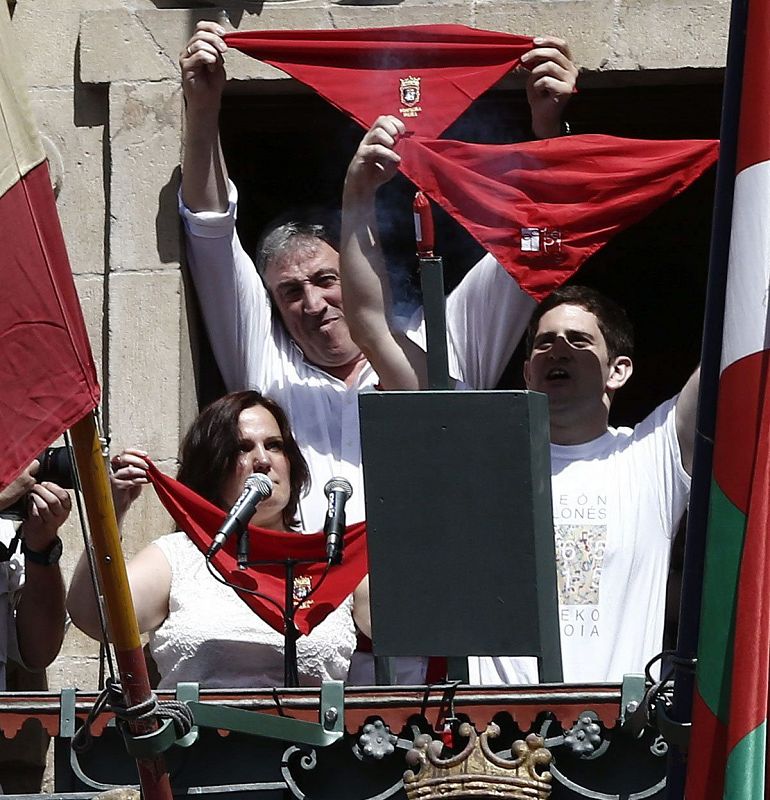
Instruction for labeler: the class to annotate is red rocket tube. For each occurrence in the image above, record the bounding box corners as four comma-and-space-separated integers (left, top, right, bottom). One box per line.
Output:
413, 191, 435, 258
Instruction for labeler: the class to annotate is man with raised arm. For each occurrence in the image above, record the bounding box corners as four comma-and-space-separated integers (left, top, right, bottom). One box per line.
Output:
178, 21, 578, 532
339, 121, 699, 682
489, 288, 697, 682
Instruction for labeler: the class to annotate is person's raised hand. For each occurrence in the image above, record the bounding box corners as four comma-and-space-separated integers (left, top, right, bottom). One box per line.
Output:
344, 115, 407, 200
519, 36, 578, 139
109, 448, 151, 523
0, 460, 39, 512
23, 482, 71, 551
180, 19, 229, 112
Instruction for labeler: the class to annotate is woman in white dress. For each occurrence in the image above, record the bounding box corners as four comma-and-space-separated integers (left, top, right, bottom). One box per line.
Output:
67, 390, 369, 688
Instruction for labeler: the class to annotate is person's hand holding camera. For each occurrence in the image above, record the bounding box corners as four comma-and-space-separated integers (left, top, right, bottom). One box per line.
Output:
22, 482, 72, 555
0, 461, 39, 512
14, 479, 69, 670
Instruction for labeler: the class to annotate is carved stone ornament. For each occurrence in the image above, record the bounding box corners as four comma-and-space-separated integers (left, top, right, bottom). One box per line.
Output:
404, 722, 552, 800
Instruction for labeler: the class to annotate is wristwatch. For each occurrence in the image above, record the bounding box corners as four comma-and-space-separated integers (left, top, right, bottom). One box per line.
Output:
22, 536, 63, 566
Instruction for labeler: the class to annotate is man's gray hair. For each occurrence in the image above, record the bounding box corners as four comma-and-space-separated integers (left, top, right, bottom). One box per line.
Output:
254, 211, 341, 280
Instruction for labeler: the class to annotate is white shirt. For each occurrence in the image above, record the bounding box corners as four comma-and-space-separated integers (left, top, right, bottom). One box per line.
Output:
150, 532, 356, 689
181, 183, 535, 531
469, 397, 691, 684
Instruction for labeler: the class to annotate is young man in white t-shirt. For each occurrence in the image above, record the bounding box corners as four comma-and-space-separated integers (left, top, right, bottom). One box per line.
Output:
470, 285, 698, 682
340, 167, 700, 681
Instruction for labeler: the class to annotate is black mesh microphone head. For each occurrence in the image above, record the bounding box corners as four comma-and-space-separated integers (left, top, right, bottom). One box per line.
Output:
246, 473, 273, 499
324, 477, 353, 499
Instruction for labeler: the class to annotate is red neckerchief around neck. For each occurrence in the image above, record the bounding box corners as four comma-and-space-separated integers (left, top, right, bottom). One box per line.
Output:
146, 461, 367, 635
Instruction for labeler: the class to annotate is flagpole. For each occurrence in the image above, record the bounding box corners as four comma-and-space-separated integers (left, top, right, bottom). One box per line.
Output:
664, 0, 749, 793
70, 411, 173, 800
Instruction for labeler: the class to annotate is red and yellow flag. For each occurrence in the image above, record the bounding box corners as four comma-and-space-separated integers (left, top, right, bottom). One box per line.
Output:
0, 0, 99, 489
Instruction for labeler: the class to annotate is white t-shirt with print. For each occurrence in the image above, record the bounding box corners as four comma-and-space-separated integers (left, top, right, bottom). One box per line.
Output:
469, 397, 690, 684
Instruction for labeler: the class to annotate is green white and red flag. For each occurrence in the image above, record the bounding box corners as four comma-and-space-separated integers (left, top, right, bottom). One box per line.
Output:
686, 0, 770, 794
0, 0, 100, 490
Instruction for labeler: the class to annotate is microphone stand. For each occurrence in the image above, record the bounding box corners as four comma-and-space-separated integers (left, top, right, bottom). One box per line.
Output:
238, 554, 331, 688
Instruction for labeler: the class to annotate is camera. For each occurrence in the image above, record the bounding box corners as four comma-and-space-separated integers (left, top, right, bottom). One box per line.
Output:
35, 446, 76, 489
0, 447, 76, 521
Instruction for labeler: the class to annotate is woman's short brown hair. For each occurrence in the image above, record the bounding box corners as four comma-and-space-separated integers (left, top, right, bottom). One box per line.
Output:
177, 391, 309, 530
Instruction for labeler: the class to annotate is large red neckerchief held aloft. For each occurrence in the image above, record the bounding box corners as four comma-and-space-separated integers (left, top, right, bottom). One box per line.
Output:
226, 24, 718, 301
225, 25, 533, 138
146, 462, 368, 635
400, 134, 719, 299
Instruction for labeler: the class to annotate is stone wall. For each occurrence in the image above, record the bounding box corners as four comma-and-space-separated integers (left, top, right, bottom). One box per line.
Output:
6, 0, 727, 784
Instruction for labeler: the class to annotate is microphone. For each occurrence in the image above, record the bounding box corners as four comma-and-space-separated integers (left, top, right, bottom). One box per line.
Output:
323, 477, 352, 565
207, 473, 273, 560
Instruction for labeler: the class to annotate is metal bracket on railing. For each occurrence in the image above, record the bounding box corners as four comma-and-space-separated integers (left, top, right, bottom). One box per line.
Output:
61, 687, 136, 792
655, 695, 691, 752
187, 679, 344, 749
60, 686, 77, 740
119, 717, 178, 760
174, 681, 200, 747
59, 681, 345, 786
620, 672, 687, 749
620, 674, 647, 737
118, 683, 202, 758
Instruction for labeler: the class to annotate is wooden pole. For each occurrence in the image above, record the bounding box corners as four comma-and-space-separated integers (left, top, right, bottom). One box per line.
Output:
70, 412, 173, 800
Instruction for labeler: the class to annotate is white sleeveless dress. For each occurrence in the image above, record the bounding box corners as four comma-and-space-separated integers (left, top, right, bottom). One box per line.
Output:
149, 532, 356, 688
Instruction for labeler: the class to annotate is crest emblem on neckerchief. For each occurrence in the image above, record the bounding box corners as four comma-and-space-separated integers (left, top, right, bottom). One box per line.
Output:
293, 575, 313, 608
399, 76, 422, 118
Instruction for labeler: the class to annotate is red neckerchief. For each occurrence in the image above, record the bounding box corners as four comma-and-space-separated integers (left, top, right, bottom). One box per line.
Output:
146, 462, 368, 635
225, 24, 718, 301
399, 134, 718, 300
224, 25, 533, 138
